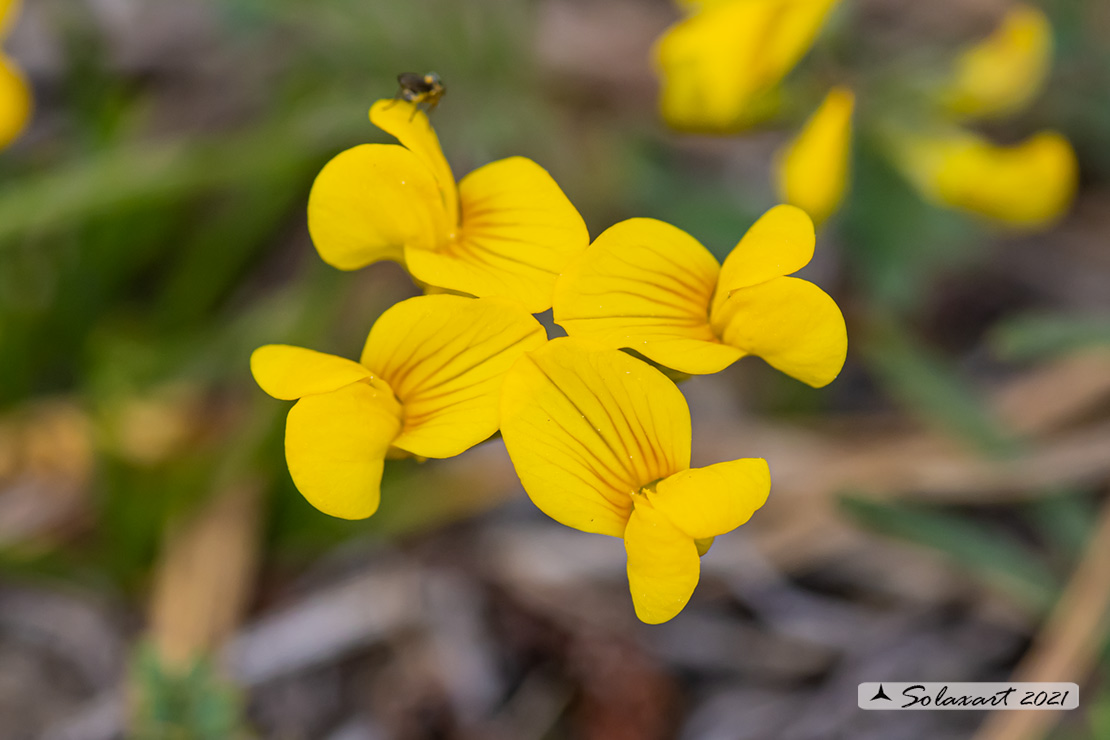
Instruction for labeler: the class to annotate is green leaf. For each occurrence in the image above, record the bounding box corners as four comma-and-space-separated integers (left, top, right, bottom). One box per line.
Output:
1022, 492, 1097, 564
861, 321, 1018, 457
1085, 674, 1110, 740
130, 643, 250, 740
991, 313, 1110, 362
839, 132, 976, 314
841, 496, 1057, 613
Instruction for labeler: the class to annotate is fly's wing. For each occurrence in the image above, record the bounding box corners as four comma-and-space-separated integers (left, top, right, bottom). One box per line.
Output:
397, 72, 433, 92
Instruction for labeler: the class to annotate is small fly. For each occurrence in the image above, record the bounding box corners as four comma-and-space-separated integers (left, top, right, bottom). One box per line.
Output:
387, 72, 446, 119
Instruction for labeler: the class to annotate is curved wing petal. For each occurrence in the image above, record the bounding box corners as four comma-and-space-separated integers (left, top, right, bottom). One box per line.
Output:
405, 157, 589, 313
251, 344, 373, 401
649, 458, 770, 539
308, 143, 450, 270
370, 99, 459, 224
715, 205, 815, 306
361, 295, 547, 458
554, 218, 741, 375
711, 276, 846, 387
625, 501, 700, 624
284, 382, 402, 520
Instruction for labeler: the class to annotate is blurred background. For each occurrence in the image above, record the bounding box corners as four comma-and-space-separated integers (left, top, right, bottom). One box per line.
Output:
2, 0, 1110, 738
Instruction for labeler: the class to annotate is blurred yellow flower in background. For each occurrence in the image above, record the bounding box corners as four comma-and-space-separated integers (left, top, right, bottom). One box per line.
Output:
894, 4, 1075, 227
905, 3, 1074, 227
656, 0, 1076, 231
554, 205, 847, 387
308, 99, 589, 313
251, 295, 546, 519
0, 0, 30, 150
500, 339, 770, 624
775, 86, 855, 226
895, 128, 1078, 229
655, 0, 840, 132
941, 4, 1051, 120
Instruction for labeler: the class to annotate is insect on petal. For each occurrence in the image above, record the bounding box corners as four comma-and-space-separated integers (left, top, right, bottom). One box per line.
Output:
361, 295, 547, 459
405, 157, 589, 313
554, 218, 741, 375
711, 275, 847, 388
625, 501, 701, 624
284, 382, 403, 520
500, 338, 691, 537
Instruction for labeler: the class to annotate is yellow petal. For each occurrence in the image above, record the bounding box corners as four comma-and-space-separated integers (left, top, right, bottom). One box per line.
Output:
404, 157, 590, 313
774, 88, 854, 226
554, 218, 742, 375
251, 344, 380, 401
715, 205, 815, 309
625, 499, 700, 624
284, 382, 403, 520
673, 0, 735, 11
672, 0, 717, 10
759, 0, 841, 76
500, 338, 692, 537
711, 276, 847, 387
655, 1, 772, 132
307, 143, 450, 271
360, 295, 546, 458
942, 4, 1052, 119
1, 0, 20, 37
655, 0, 839, 132
649, 458, 770, 540
369, 99, 459, 225
896, 129, 1078, 229
0, 53, 30, 150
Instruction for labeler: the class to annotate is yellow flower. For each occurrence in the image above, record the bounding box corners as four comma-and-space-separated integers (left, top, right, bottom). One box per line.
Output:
775, 86, 854, 225
251, 295, 546, 519
672, 0, 736, 9
501, 339, 770, 623
896, 128, 1077, 228
553, 205, 847, 387
895, 6, 1076, 229
0, 0, 31, 150
941, 4, 1052, 120
307, 100, 590, 313
655, 0, 840, 132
